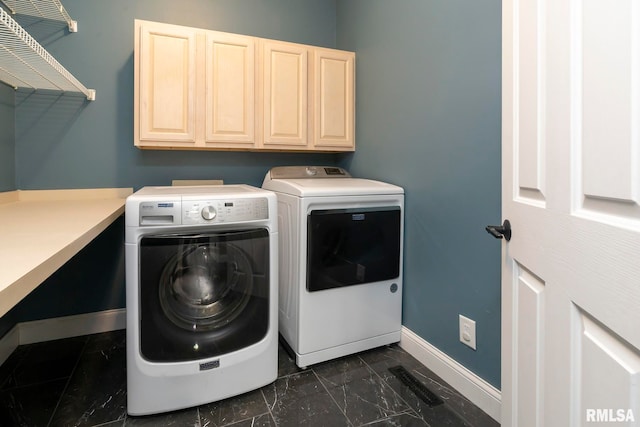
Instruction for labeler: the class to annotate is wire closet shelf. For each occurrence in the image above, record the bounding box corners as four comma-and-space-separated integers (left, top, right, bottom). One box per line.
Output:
1, 0, 77, 31
0, 4, 95, 100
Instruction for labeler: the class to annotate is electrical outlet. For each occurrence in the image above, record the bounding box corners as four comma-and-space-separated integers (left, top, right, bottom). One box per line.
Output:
459, 314, 477, 350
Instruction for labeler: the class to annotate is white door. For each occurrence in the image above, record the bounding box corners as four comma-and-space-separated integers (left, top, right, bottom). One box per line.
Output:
501, 0, 640, 426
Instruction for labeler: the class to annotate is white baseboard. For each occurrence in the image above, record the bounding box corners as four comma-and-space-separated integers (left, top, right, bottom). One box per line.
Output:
0, 309, 126, 365
399, 326, 501, 423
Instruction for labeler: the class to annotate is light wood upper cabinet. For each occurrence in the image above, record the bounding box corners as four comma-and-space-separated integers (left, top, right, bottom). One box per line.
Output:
135, 20, 256, 150
204, 31, 256, 148
261, 40, 308, 149
134, 19, 354, 152
311, 48, 355, 150
260, 42, 355, 151
136, 21, 197, 145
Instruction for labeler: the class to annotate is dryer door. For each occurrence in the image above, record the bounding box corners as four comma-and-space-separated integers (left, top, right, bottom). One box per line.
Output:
307, 207, 401, 292
138, 228, 270, 362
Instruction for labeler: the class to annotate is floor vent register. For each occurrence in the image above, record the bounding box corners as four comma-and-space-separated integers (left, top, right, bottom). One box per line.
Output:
388, 365, 444, 407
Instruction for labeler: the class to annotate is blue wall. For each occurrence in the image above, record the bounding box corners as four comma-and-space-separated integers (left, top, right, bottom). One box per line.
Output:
336, 0, 502, 388
0, 83, 14, 192
4, 0, 503, 390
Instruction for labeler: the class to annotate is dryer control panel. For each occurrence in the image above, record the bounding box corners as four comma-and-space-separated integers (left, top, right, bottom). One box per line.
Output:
268, 166, 351, 179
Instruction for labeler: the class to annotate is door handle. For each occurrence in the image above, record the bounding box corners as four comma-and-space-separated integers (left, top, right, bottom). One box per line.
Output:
486, 220, 511, 241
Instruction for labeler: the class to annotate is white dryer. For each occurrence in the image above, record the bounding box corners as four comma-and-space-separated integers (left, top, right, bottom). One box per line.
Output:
125, 185, 278, 415
262, 166, 404, 368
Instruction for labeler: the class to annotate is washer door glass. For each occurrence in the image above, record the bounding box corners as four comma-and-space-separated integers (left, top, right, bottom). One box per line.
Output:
160, 242, 252, 331
139, 228, 270, 362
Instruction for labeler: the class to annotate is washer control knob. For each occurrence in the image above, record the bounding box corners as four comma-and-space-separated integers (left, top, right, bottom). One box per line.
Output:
305, 167, 318, 176
201, 205, 217, 220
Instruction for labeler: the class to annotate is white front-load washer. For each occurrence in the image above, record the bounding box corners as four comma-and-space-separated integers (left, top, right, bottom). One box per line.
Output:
262, 166, 404, 368
125, 185, 277, 415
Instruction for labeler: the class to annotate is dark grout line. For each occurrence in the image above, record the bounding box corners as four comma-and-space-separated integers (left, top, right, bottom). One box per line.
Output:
311, 367, 355, 427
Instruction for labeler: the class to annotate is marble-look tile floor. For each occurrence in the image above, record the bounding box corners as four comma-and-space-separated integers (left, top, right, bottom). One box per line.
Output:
0, 330, 499, 426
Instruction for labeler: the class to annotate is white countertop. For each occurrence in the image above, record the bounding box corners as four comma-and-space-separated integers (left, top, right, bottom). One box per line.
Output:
0, 188, 133, 317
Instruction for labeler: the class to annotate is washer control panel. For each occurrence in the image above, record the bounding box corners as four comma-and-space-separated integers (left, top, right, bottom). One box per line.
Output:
182, 197, 269, 224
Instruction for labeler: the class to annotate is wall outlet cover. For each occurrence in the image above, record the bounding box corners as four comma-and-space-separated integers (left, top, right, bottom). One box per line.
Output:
459, 314, 477, 350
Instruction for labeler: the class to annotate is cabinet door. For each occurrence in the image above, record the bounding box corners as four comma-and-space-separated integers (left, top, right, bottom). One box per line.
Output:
311, 49, 355, 151
204, 31, 255, 148
136, 21, 197, 146
262, 41, 308, 149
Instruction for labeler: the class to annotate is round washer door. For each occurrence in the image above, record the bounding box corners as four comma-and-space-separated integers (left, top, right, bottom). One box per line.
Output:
159, 242, 253, 331
138, 229, 270, 362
